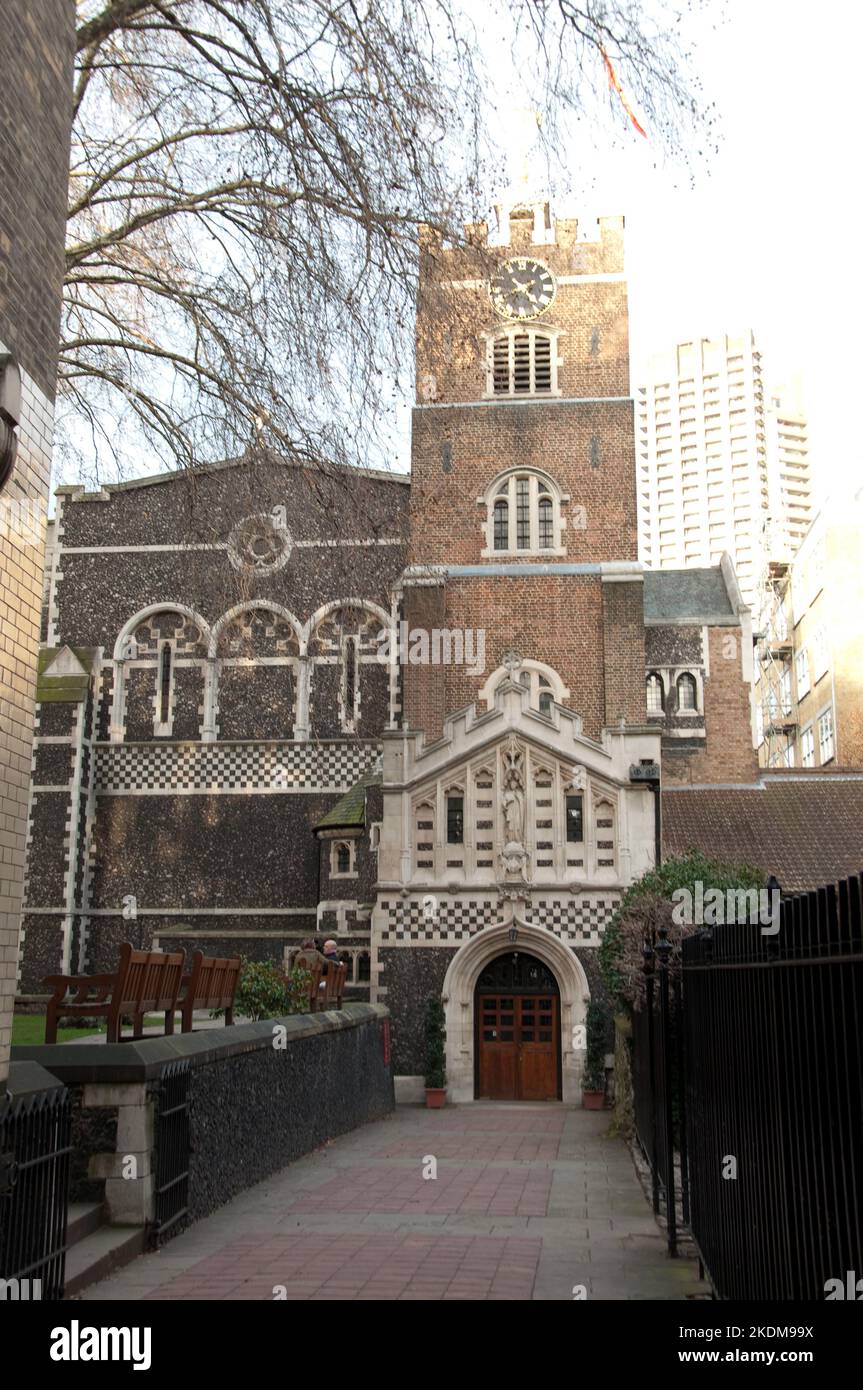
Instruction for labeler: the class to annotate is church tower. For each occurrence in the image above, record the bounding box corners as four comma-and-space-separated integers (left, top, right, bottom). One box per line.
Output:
373, 187, 664, 1102
403, 193, 647, 740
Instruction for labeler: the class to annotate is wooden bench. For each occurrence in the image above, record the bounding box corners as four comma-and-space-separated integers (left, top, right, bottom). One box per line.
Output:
291, 951, 347, 1013
43, 942, 187, 1043
177, 951, 241, 1032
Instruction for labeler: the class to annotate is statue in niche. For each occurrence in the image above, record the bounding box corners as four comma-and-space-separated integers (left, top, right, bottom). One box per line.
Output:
502, 786, 524, 844
499, 735, 529, 882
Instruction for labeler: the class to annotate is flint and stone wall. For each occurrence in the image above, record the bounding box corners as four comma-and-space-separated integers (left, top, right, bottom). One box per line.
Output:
12, 1003, 393, 1229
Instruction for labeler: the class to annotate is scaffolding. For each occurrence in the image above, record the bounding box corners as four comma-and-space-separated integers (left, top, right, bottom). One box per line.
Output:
753, 521, 796, 767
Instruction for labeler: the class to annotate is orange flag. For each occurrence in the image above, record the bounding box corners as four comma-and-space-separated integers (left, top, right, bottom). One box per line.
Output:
601, 46, 648, 139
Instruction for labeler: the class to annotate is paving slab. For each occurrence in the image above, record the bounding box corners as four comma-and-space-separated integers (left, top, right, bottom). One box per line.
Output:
78, 1103, 708, 1302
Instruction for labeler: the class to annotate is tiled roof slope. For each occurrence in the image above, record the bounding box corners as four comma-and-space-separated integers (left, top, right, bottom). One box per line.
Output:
662, 773, 863, 893
313, 771, 381, 832
643, 567, 736, 624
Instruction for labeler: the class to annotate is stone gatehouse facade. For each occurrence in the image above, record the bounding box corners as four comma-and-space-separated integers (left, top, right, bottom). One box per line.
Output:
21, 198, 757, 1100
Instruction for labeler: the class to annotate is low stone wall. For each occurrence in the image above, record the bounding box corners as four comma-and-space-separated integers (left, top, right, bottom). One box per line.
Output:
11, 1003, 393, 1234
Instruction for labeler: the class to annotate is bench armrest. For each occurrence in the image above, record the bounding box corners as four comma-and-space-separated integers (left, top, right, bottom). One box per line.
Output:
43, 972, 117, 1003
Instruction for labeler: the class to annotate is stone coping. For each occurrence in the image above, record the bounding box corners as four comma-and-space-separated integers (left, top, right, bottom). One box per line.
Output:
6, 1060, 66, 1100
10, 1003, 389, 1085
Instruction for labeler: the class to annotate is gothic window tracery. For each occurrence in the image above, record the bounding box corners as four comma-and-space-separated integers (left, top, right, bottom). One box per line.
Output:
214, 604, 299, 740
116, 608, 208, 740
309, 603, 392, 736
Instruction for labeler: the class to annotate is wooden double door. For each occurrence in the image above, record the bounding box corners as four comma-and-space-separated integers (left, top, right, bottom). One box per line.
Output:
476, 953, 561, 1102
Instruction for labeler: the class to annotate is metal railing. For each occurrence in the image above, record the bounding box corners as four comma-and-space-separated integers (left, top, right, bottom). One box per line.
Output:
631, 869, 863, 1299
150, 1060, 191, 1244
0, 1084, 72, 1300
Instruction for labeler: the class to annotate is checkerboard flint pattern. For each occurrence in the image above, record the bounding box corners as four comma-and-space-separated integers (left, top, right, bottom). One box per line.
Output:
93, 740, 381, 794
378, 893, 619, 944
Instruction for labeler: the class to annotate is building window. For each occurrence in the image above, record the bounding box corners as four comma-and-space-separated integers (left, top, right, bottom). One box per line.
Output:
780, 667, 792, 716
330, 839, 356, 877
516, 668, 554, 715
486, 470, 563, 554
818, 707, 835, 764
341, 636, 358, 730
676, 672, 698, 712
489, 328, 556, 397
646, 673, 664, 714
493, 498, 508, 549
483, 660, 565, 714
157, 642, 173, 730
516, 476, 530, 548
800, 725, 815, 767
446, 794, 464, 844
812, 626, 829, 680
565, 794, 583, 843
795, 648, 810, 699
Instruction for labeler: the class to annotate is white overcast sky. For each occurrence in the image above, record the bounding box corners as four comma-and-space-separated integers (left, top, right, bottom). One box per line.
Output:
61, 0, 862, 508
511, 0, 862, 509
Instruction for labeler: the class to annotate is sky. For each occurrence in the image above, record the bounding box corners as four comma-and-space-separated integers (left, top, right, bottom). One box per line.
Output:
518, 0, 863, 510
61, 0, 863, 512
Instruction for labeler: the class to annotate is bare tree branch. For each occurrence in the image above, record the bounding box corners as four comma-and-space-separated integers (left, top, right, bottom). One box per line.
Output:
59, 0, 712, 483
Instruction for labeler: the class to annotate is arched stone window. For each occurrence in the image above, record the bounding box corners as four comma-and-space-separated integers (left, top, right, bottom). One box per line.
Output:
480, 469, 566, 556
484, 327, 562, 397
646, 673, 664, 715
308, 600, 394, 737
111, 606, 209, 742
479, 658, 569, 714
676, 672, 699, 713
357, 952, 371, 983
212, 603, 300, 740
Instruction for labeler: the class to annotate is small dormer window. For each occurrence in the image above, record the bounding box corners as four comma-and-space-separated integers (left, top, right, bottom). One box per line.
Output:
330, 839, 357, 878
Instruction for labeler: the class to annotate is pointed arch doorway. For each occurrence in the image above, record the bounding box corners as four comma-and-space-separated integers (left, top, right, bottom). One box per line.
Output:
475, 951, 561, 1101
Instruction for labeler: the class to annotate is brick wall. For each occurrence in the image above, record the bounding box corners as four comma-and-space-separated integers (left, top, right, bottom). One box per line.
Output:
0, 0, 75, 1088
662, 626, 759, 785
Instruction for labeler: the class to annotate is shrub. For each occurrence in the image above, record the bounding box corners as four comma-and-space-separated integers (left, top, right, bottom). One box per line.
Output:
221, 958, 313, 1021
583, 999, 609, 1092
424, 996, 446, 1089
599, 851, 765, 1012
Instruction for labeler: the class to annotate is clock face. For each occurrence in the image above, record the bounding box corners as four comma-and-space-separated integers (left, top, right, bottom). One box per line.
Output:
489, 257, 556, 320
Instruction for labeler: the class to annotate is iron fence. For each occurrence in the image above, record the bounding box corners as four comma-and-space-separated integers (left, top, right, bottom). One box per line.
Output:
0, 1083, 72, 1300
630, 869, 863, 1299
150, 1059, 191, 1244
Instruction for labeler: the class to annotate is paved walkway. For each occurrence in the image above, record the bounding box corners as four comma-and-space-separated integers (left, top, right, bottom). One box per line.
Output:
81, 1105, 707, 1301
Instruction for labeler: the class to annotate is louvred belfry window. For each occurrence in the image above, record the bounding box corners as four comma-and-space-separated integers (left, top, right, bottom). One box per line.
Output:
490, 328, 556, 396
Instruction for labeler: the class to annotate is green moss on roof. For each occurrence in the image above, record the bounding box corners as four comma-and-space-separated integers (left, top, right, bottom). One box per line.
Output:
36, 647, 97, 703
314, 771, 381, 833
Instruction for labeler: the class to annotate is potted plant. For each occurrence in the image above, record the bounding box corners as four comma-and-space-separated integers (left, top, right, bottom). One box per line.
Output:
582, 1000, 608, 1110
424, 996, 447, 1108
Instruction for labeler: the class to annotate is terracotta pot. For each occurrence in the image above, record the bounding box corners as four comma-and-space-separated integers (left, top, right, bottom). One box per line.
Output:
425, 1087, 447, 1109
582, 1089, 605, 1111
